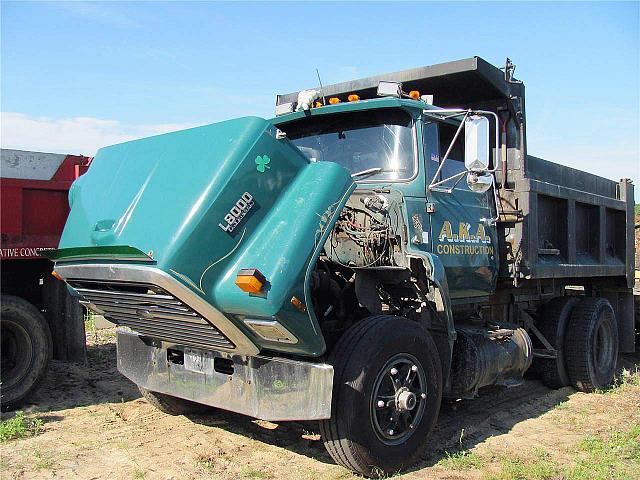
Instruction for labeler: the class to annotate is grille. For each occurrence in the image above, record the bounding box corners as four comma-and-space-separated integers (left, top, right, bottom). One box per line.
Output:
70, 280, 235, 350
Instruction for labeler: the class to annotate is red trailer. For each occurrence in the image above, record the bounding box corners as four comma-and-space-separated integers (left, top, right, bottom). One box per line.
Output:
1, 149, 91, 410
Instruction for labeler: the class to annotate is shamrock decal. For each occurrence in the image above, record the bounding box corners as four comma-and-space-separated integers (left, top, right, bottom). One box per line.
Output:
255, 154, 271, 173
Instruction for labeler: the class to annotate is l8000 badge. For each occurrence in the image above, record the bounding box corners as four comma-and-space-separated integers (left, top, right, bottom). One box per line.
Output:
218, 192, 255, 234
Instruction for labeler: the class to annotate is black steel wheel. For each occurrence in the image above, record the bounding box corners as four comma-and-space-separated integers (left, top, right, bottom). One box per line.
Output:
370, 353, 427, 446
139, 387, 213, 416
1, 295, 52, 411
565, 297, 618, 392
319, 315, 442, 477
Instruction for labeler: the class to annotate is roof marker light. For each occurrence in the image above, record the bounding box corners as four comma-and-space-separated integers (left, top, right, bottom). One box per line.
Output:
348, 94, 360, 102
329, 97, 340, 104
409, 90, 421, 99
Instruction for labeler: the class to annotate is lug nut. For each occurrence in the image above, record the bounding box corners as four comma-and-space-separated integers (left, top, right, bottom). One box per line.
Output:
390, 368, 398, 375
421, 393, 426, 399
388, 429, 394, 435
411, 365, 418, 372
377, 400, 385, 408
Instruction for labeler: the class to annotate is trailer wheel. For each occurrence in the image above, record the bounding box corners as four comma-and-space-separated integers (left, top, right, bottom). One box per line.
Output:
138, 387, 212, 416
534, 296, 578, 389
1, 295, 53, 411
319, 315, 442, 477
565, 298, 618, 392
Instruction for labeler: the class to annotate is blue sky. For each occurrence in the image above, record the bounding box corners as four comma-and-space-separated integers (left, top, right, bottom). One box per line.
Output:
1, 1, 638, 185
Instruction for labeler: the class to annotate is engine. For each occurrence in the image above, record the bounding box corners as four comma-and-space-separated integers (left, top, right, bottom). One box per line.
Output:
325, 190, 405, 268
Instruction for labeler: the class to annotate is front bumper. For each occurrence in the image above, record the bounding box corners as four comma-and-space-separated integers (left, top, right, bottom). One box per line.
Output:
117, 331, 333, 421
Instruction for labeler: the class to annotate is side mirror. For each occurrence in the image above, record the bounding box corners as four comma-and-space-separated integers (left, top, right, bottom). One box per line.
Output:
377, 81, 403, 98
464, 115, 490, 172
466, 171, 493, 193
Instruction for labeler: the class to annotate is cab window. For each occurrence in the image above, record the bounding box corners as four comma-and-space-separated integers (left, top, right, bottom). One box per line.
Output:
425, 120, 469, 190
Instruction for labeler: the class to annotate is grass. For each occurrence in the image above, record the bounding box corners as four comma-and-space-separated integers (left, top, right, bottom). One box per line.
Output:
568, 424, 640, 480
601, 367, 640, 394
84, 309, 96, 334
133, 469, 146, 479
452, 368, 640, 480
0, 411, 44, 442
487, 450, 558, 480
438, 450, 486, 470
241, 468, 272, 479
479, 423, 640, 480
32, 449, 54, 471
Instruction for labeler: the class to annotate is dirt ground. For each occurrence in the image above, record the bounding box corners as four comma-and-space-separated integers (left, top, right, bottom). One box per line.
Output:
1, 326, 639, 480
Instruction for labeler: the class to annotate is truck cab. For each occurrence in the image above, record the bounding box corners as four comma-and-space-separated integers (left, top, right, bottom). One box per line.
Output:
274, 96, 499, 300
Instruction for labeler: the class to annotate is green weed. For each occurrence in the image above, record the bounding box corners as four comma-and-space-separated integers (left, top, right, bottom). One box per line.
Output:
0, 411, 44, 442
438, 450, 485, 470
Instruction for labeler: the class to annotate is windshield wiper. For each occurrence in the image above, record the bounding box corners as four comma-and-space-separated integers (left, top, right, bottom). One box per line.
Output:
351, 167, 383, 179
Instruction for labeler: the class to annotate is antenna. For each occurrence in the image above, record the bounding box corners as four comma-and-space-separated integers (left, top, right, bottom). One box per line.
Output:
316, 68, 326, 105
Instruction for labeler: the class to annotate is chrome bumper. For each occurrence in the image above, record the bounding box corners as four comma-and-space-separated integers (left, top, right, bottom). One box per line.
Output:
117, 331, 333, 421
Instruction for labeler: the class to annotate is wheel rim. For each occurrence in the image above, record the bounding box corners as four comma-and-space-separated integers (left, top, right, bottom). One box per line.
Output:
593, 312, 614, 375
1, 319, 34, 390
370, 353, 427, 446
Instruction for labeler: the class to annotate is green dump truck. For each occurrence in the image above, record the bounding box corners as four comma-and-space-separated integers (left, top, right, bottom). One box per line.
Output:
46, 57, 636, 476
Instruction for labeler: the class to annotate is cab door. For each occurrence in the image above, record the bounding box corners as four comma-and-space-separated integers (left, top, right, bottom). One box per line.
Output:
423, 120, 498, 299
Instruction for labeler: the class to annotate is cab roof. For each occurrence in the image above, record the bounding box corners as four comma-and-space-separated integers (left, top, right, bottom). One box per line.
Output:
271, 97, 434, 126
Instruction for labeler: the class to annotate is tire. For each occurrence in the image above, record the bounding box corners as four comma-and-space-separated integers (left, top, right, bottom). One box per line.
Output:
534, 297, 578, 389
138, 387, 212, 415
565, 297, 618, 392
1, 295, 53, 411
319, 315, 443, 477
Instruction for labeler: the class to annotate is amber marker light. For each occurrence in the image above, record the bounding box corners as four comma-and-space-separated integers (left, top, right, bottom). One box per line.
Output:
314, 101, 323, 108
51, 270, 63, 281
409, 90, 421, 99
347, 94, 360, 102
235, 268, 266, 293
329, 97, 340, 104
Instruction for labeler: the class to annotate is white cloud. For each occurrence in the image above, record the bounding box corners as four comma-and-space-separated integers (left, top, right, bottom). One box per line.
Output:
0, 112, 200, 156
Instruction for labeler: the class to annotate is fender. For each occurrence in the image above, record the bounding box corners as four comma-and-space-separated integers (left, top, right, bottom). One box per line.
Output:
408, 252, 456, 346
408, 252, 456, 390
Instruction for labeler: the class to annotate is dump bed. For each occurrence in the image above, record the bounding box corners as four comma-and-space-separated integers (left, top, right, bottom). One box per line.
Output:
0, 149, 91, 259
506, 155, 635, 287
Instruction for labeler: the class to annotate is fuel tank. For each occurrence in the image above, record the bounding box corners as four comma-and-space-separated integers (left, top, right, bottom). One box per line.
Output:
54, 117, 354, 356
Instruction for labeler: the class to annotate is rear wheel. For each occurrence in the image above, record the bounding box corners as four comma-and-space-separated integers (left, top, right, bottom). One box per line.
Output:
319, 315, 442, 477
1, 295, 53, 411
565, 297, 618, 392
138, 387, 212, 415
534, 296, 578, 389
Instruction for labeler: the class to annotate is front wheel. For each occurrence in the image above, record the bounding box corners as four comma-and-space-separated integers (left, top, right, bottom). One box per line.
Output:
319, 315, 442, 477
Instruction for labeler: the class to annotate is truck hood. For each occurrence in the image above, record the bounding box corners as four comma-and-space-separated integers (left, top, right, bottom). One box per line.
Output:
57, 116, 354, 355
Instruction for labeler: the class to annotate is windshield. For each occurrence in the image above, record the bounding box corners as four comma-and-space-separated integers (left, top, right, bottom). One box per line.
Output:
281, 108, 416, 182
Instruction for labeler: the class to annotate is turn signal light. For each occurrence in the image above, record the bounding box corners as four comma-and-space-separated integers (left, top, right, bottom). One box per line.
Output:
409, 90, 421, 99
348, 94, 360, 102
329, 97, 340, 104
51, 270, 62, 281
235, 268, 266, 293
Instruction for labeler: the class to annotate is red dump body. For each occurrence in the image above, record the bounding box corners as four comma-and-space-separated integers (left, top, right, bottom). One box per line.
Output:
1, 149, 92, 259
